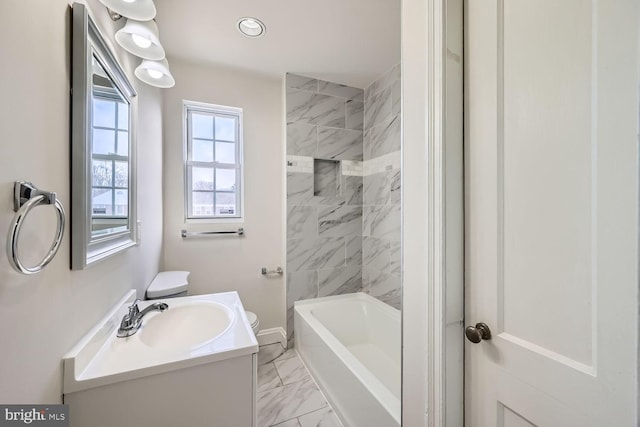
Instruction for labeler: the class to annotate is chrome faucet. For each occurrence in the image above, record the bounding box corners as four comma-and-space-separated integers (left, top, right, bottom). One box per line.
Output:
117, 299, 168, 338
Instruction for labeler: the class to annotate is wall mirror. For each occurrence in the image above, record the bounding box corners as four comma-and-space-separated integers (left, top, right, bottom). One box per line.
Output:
71, 3, 137, 270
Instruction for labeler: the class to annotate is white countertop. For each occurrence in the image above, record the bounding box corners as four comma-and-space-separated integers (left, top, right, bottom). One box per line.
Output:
63, 290, 258, 394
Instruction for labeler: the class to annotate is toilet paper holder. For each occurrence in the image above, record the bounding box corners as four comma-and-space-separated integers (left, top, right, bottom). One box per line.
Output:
261, 267, 283, 276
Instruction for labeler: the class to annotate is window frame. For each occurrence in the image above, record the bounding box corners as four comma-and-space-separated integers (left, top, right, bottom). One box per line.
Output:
182, 100, 244, 222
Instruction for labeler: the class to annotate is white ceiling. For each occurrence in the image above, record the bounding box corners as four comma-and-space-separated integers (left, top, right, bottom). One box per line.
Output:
153, 0, 400, 89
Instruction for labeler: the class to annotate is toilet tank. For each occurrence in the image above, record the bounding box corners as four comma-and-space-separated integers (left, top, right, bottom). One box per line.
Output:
146, 271, 190, 299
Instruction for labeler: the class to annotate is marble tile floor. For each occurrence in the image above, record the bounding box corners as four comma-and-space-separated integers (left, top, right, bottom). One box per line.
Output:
257, 343, 343, 427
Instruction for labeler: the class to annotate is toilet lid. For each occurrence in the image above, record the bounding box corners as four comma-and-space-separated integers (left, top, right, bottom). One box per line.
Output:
245, 311, 259, 327
146, 271, 190, 298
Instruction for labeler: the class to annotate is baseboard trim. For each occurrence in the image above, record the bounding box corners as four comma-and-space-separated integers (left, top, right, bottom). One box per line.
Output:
256, 327, 287, 348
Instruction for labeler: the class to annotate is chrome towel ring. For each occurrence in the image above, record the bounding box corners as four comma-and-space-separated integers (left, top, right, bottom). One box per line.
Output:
7, 182, 65, 275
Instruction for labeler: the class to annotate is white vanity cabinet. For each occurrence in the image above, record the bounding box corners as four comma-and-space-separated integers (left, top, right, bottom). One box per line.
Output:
64, 353, 257, 427
63, 290, 258, 427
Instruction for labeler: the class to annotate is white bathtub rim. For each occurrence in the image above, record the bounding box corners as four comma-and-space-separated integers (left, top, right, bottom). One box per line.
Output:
295, 292, 401, 322
294, 293, 401, 424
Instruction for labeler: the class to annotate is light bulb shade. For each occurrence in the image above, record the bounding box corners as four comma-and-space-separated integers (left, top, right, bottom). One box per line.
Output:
116, 19, 165, 60
135, 59, 175, 88
98, 0, 156, 20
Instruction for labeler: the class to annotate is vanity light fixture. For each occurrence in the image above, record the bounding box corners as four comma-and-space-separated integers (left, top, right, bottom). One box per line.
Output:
134, 58, 175, 88
98, 0, 175, 88
98, 0, 156, 21
115, 19, 166, 60
237, 17, 266, 38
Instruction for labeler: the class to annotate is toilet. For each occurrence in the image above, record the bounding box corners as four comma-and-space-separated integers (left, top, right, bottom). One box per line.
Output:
145, 270, 260, 337
245, 311, 260, 336
145, 271, 191, 300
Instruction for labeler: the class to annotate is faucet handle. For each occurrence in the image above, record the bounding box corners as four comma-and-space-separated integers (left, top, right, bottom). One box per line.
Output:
128, 299, 141, 317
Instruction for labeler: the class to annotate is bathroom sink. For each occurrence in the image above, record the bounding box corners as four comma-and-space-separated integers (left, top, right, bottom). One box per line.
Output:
139, 301, 235, 350
62, 291, 258, 395
63, 291, 258, 427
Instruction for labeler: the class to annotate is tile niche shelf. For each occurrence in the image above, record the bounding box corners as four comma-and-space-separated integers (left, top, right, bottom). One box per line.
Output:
314, 159, 341, 197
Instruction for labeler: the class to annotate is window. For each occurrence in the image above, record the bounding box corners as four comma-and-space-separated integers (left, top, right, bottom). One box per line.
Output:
184, 101, 243, 220
91, 88, 129, 232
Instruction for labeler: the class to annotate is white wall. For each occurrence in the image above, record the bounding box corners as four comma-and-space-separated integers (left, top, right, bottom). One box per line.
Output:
0, 0, 163, 403
162, 60, 285, 332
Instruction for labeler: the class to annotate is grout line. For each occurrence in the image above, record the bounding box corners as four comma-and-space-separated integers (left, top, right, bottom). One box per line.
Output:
273, 360, 286, 385
257, 363, 281, 394
262, 349, 344, 427
293, 354, 343, 425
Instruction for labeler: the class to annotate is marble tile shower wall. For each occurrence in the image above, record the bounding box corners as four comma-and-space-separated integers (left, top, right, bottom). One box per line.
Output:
362, 64, 402, 309
286, 73, 365, 346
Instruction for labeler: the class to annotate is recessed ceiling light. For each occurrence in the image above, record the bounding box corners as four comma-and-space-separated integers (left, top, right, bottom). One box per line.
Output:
237, 17, 266, 38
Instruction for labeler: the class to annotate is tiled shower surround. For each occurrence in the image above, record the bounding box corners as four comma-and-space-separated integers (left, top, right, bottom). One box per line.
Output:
285, 73, 365, 346
362, 65, 402, 309
286, 67, 401, 346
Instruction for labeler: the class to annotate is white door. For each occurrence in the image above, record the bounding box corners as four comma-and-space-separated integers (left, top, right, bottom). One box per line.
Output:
465, 1, 639, 426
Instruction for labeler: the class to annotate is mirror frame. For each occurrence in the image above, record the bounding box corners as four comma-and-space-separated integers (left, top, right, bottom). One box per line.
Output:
71, 3, 138, 270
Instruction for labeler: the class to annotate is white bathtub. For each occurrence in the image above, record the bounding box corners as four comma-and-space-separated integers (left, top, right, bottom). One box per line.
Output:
294, 292, 401, 427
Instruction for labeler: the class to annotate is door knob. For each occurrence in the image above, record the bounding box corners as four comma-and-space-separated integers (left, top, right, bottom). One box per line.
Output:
465, 322, 492, 343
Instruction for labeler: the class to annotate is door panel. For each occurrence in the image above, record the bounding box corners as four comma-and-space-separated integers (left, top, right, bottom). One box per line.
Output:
497, 0, 597, 365
500, 405, 535, 427
465, 0, 639, 425
501, 0, 594, 366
